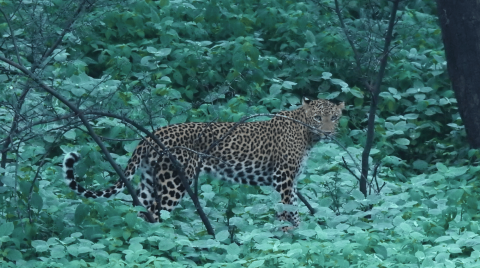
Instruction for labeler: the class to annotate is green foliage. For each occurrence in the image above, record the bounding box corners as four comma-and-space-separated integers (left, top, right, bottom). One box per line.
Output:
0, 0, 477, 266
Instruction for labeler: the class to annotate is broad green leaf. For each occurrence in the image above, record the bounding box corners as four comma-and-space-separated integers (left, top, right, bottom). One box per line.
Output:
173, 71, 183, 85
343, 200, 359, 212
159, 0, 169, 7
447, 189, 464, 203
388, 87, 398, 94
282, 81, 297, 89
78, 245, 93, 254
269, 84, 282, 96
404, 113, 419, 120
413, 160, 428, 171
325, 91, 340, 99
216, 230, 230, 242
385, 122, 394, 130
249, 204, 268, 215
351, 190, 365, 200
125, 213, 137, 228
434, 236, 452, 243
321, 72, 332, 79
74, 204, 90, 225
6, 249, 22, 261
158, 240, 176, 251
54, 51, 69, 62
140, 56, 153, 66
71, 232, 82, 238
435, 252, 449, 263
373, 245, 387, 259
445, 166, 468, 178
159, 76, 172, 84
331, 78, 348, 87
232, 52, 245, 72
439, 98, 453, 106
147, 47, 171, 57
43, 134, 55, 143
63, 129, 76, 140
248, 260, 264, 268
67, 245, 79, 257
350, 88, 364, 98
420, 87, 433, 93
421, 258, 435, 267
395, 138, 410, 146
32, 240, 49, 252
50, 245, 66, 258
0, 222, 14, 236
394, 121, 407, 131
399, 222, 412, 232
192, 239, 220, 248
379, 92, 392, 99
160, 210, 171, 220
31, 192, 43, 210
124, 140, 140, 153
305, 30, 316, 44
121, 60, 132, 74
226, 243, 240, 255
243, 44, 259, 63
436, 163, 448, 173
446, 244, 462, 253
286, 95, 300, 105
201, 184, 213, 192
71, 86, 86, 97
170, 114, 188, 125
298, 229, 316, 237
429, 173, 444, 181
199, 41, 212, 46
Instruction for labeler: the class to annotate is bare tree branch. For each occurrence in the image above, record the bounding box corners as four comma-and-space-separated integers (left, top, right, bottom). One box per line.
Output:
34, 0, 92, 70
334, 0, 362, 73
296, 191, 316, 215
360, 0, 400, 197
0, 0, 94, 187
0, 54, 157, 223
0, 8, 21, 65
83, 110, 215, 236
341, 156, 361, 182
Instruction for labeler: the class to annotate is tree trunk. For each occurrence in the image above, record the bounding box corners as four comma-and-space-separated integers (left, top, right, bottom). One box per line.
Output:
436, 0, 480, 148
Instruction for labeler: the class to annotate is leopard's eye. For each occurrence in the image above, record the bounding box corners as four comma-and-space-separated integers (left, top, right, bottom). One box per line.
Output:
331, 115, 338, 121
314, 115, 322, 121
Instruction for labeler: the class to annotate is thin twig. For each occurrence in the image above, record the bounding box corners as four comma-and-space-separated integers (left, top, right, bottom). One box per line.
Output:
333, 0, 362, 73
83, 110, 215, 236
360, 0, 400, 197
341, 156, 361, 182
0, 56, 156, 223
296, 191, 316, 215
0, 8, 21, 65
34, 0, 92, 70
27, 135, 62, 223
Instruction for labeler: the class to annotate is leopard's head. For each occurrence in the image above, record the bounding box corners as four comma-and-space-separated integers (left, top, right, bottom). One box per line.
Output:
303, 98, 345, 140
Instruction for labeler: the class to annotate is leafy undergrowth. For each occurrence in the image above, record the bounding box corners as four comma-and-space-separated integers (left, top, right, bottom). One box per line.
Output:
2, 143, 479, 267
0, 0, 477, 266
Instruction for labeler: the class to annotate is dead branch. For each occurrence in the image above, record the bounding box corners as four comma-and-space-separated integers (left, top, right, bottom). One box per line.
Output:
0, 55, 157, 224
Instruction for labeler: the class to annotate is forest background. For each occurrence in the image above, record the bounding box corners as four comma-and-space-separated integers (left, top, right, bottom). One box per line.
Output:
1, 0, 479, 267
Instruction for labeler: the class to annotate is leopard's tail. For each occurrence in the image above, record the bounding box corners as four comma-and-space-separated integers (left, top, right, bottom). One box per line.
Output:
62, 152, 126, 199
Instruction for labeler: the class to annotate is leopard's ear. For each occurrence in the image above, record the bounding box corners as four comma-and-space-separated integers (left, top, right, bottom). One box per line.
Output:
338, 102, 345, 110
302, 97, 312, 105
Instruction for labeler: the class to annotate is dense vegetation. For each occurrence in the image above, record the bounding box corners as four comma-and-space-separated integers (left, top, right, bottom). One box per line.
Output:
1, 0, 479, 266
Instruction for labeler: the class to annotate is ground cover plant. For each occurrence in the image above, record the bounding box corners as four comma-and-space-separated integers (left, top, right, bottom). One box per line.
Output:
1, 0, 480, 267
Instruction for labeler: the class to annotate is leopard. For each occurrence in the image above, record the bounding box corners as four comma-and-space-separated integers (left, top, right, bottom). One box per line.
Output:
62, 98, 344, 229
